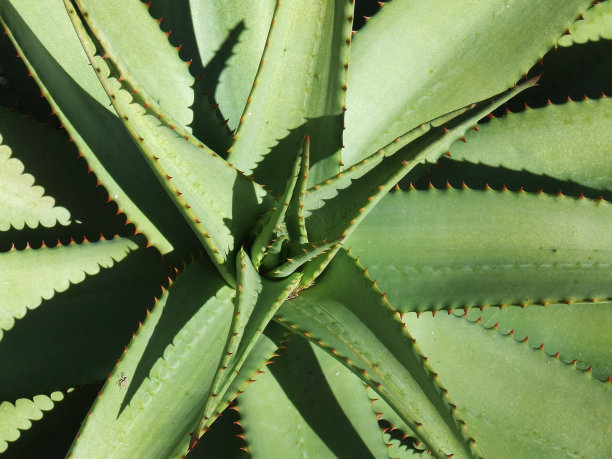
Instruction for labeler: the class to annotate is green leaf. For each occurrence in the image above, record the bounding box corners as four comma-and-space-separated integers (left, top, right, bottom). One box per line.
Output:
73, 0, 194, 131
267, 238, 342, 279
464, 302, 612, 382
1, 386, 97, 458
227, 0, 352, 191
405, 311, 612, 457
365, 386, 428, 457
276, 250, 478, 458
259, 233, 288, 273
303, 82, 534, 284
347, 188, 612, 313
0, 103, 127, 243
0, 141, 70, 231
237, 334, 388, 458
149, 0, 276, 134
0, 245, 163, 400
193, 250, 300, 441
343, 0, 592, 167
208, 321, 290, 426
285, 136, 310, 244
65, 2, 272, 285
447, 98, 612, 192
0, 0, 198, 257
250, 141, 303, 268
68, 256, 235, 458
0, 238, 136, 337
0, 391, 64, 454
558, 0, 612, 47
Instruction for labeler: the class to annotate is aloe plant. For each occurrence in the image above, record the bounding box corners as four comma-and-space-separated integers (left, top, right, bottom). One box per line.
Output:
1, 0, 611, 457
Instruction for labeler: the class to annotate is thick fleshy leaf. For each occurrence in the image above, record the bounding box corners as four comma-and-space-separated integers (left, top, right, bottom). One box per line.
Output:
463, 302, 612, 382
0, 238, 136, 336
365, 386, 428, 457
0, 245, 163, 400
66, 2, 272, 284
302, 82, 534, 285
405, 312, 612, 457
250, 142, 303, 268
266, 238, 341, 279
0, 104, 127, 245
285, 136, 310, 244
447, 98, 612, 192
0, 142, 69, 231
188, 401, 247, 459
208, 321, 289, 427
347, 188, 612, 313
238, 334, 388, 458
343, 0, 591, 167
1, 386, 97, 458
558, 0, 612, 47
276, 250, 478, 458
193, 250, 300, 442
147, 0, 276, 134
74, 0, 193, 130
0, 391, 64, 454
0, 1, 199, 257
68, 257, 235, 458
227, 0, 352, 190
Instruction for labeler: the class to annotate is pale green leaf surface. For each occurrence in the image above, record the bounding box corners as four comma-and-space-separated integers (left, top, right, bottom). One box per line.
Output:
0, 1, 197, 255
66, 4, 271, 284
75, 0, 194, 130
0, 238, 136, 337
285, 136, 310, 244
347, 189, 612, 313
205, 251, 300, 424
464, 302, 612, 381
69, 256, 235, 459
405, 312, 612, 457
365, 386, 431, 458
0, 143, 70, 231
0, 246, 164, 399
344, 0, 592, 167
238, 335, 388, 459
0, 392, 64, 454
448, 98, 612, 191
250, 145, 302, 268
228, 0, 352, 190
267, 239, 341, 279
305, 82, 533, 247
197, 250, 300, 436
184, 0, 276, 131
558, 0, 612, 46
276, 250, 477, 458
211, 321, 289, 423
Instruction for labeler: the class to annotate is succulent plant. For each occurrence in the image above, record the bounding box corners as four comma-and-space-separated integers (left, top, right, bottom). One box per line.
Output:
1, 0, 611, 457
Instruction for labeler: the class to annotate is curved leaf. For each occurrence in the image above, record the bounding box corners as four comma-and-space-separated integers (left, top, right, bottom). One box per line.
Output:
0, 238, 136, 336
0, 142, 69, 231
238, 334, 388, 458
0, 391, 64, 454
558, 0, 612, 46
276, 250, 478, 458
347, 188, 612, 313
69, 257, 235, 458
343, 0, 591, 166
0, 246, 163, 400
464, 302, 612, 381
405, 311, 612, 457
227, 0, 352, 190
0, 0, 199, 257
447, 98, 612, 192
65, 2, 272, 284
